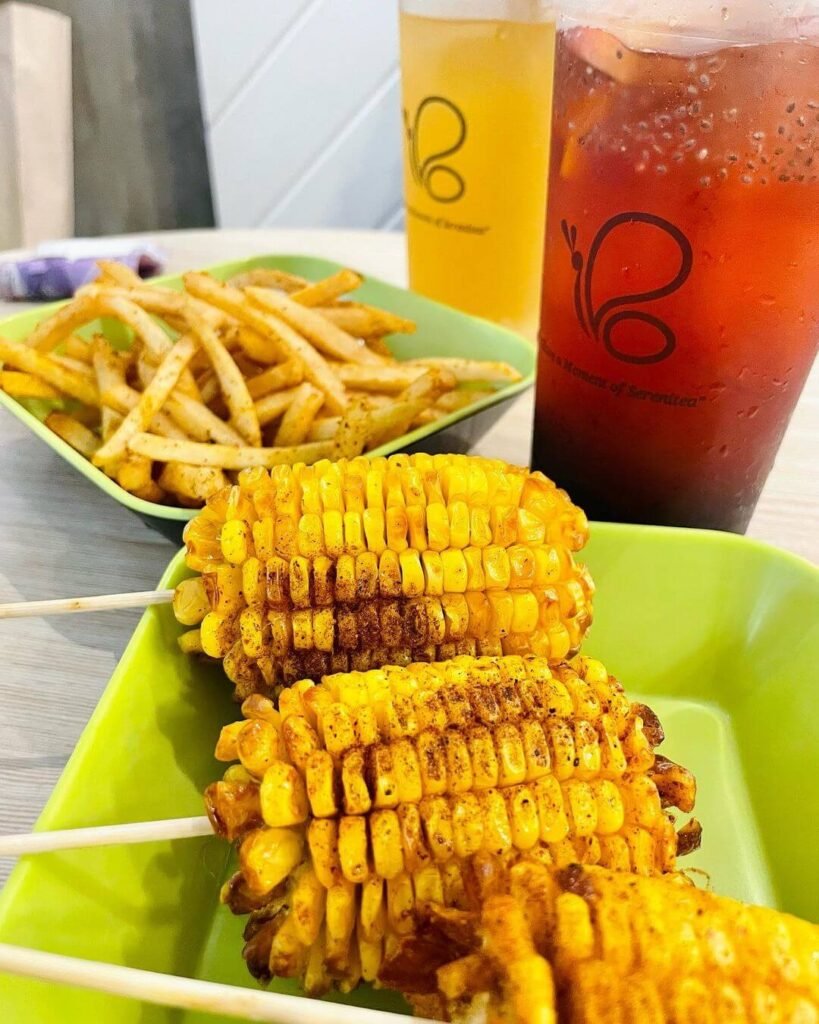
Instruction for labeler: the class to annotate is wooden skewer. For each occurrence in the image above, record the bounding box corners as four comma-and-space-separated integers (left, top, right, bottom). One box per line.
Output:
0, 815, 212, 857
0, 943, 414, 1024
0, 589, 174, 619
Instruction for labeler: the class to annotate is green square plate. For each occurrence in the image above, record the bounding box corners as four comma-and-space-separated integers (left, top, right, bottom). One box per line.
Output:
0, 524, 817, 1022
0, 256, 534, 536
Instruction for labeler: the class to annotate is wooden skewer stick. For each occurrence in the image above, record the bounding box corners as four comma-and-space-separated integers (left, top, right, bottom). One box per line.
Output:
0, 589, 174, 619
0, 815, 212, 857
0, 944, 414, 1024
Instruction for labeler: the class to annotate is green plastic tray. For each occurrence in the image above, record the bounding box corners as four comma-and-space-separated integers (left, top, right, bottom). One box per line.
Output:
0, 255, 534, 532
0, 524, 817, 1022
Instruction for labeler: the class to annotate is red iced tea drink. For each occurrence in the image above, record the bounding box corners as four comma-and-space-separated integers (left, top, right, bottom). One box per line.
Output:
533, 23, 819, 530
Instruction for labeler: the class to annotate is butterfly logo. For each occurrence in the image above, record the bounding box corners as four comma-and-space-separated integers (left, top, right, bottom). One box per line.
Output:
404, 96, 467, 204
561, 212, 693, 365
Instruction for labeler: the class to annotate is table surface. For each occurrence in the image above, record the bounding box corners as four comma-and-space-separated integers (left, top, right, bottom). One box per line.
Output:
1, 227, 817, 882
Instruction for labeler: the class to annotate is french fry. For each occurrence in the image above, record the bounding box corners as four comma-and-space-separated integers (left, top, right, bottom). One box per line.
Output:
400, 367, 458, 403
44, 412, 100, 458
232, 324, 284, 364
92, 334, 199, 466
127, 431, 334, 469
165, 392, 245, 446
245, 359, 303, 400
117, 453, 154, 492
403, 357, 523, 383
254, 386, 301, 428
331, 400, 372, 459
50, 354, 97, 379
195, 370, 220, 406
334, 363, 425, 393
62, 335, 93, 363
228, 268, 309, 292
273, 383, 324, 446
307, 399, 425, 447
130, 480, 166, 503
436, 388, 494, 412
317, 305, 416, 338
363, 335, 393, 358
290, 269, 363, 307
366, 399, 428, 447
157, 462, 229, 505
94, 260, 142, 287
185, 311, 260, 446
0, 338, 99, 406
184, 273, 348, 414
246, 287, 385, 366
0, 370, 60, 400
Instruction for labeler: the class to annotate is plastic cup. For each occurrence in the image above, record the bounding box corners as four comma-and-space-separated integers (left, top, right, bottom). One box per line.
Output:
532, 0, 819, 530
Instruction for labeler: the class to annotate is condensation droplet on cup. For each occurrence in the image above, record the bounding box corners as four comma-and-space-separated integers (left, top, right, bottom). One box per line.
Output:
656, 164, 668, 174
721, 5, 729, 20
697, 148, 709, 160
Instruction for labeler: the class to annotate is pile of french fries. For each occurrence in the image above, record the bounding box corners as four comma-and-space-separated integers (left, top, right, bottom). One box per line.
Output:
0, 261, 522, 507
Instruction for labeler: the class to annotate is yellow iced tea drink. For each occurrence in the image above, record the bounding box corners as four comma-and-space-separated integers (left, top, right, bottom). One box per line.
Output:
399, 3, 555, 337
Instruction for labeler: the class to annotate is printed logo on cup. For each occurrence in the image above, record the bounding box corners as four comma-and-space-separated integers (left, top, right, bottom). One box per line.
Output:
403, 96, 467, 203
562, 212, 693, 365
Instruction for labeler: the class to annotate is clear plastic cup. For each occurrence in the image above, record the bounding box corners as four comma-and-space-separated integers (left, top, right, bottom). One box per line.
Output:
532, 1, 819, 530
399, 0, 555, 337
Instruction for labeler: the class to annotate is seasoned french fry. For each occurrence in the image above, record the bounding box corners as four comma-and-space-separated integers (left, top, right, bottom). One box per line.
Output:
306, 399, 425, 447
157, 462, 229, 505
196, 370, 220, 406
185, 312, 260, 446
334, 363, 425, 393
117, 453, 154, 492
228, 268, 309, 292
130, 480, 166, 503
436, 388, 494, 412
50, 354, 97, 378
94, 260, 142, 287
184, 273, 348, 414
317, 305, 416, 338
400, 367, 457, 403
231, 323, 285, 364
246, 359, 303, 400
127, 431, 334, 469
403, 356, 522, 383
166, 392, 246, 446
331, 400, 371, 460
0, 370, 60, 400
92, 334, 199, 466
290, 269, 363, 307
254, 385, 302, 428
62, 335, 93, 363
363, 335, 393, 358
45, 412, 100, 458
246, 287, 385, 367
273, 383, 324, 446
0, 338, 99, 406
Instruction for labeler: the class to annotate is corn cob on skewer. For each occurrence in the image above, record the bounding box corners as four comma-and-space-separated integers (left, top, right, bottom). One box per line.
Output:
204, 654, 699, 994
382, 861, 819, 1024
175, 454, 594, 698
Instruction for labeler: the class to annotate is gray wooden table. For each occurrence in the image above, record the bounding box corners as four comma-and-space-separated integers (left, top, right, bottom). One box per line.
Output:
1, 228, 817, 886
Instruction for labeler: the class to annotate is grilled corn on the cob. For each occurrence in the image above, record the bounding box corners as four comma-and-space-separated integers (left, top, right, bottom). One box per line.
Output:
176, 454, 594, 697
204, 653, 699, 994
382, 862, 819, 1023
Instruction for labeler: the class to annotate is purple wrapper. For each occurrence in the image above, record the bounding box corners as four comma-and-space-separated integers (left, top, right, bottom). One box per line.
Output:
0, 250, 164, 301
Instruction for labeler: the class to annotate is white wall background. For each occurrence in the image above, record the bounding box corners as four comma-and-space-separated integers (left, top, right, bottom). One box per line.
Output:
190, 0, 404, 231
